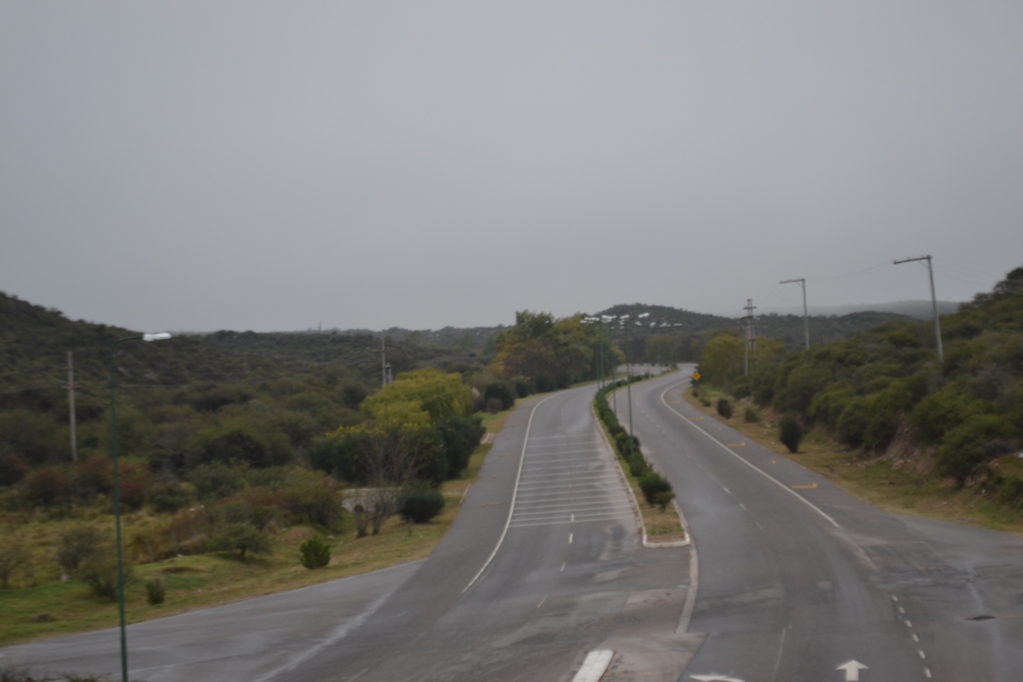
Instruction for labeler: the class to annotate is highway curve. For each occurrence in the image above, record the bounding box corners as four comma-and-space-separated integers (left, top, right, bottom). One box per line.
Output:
629, 368, 1023, 682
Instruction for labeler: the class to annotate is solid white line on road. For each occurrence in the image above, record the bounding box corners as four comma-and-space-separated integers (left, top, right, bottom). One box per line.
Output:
659, 383, 840, 528
463, 393, 558, 592
571, 650, 614, 682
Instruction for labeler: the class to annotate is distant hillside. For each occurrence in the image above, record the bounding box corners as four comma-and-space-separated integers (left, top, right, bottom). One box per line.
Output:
593, 303, 912, 349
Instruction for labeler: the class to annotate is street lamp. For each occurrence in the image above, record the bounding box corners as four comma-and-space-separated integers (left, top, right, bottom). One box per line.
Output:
109, 332, 171, 682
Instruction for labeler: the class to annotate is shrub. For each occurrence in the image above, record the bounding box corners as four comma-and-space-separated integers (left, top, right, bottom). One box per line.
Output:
699, 397, 711, 407
744, 406, 760, 423
936, 415, 1014, 486
483, 383, 515, 411
653, 490, 675, 512
0, 450, 30, 487
615, 432, 640, 457
730, 375, 751, 400
779, 415, 803, 454
79, 551, 126, 600
25, 466, 72, 507
486, 398, 503, 414
56, 525, 105, 576
433, 415, 484, 478
283, 474, 343, 528
189, 462, 245, 500
638, 471, 672, 505
628, 454, 649, 478
807, 385, 855, 427
299, 538, 331, 569
836, 397, 872, 448
145, 578, 166, 604
513, 377, 532, 398
150, 482, 192, 513
212, 523, 271, 559
399, 487, 445, 524
0, 539, 31, 590
908, 383, 981, 444
716, 399, 732, 419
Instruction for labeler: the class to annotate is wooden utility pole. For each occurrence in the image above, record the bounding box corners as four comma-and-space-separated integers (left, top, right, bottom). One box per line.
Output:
894, 255, 944, 362
744, 299, 757, 376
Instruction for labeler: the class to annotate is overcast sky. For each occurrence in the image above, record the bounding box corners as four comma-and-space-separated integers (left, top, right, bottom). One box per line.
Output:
2, 2, 1021, 332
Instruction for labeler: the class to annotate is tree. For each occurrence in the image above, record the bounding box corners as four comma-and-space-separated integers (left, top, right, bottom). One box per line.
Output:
213, 523, 271, 559
56, 525, 105, 577
698, 333, 745, 387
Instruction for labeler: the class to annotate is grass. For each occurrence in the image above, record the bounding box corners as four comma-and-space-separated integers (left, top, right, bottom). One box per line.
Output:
0, 412, 512, 647
683, 385, 1023, 535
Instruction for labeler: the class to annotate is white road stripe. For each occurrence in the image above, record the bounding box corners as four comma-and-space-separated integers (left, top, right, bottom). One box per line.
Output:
571, 650, 614, 682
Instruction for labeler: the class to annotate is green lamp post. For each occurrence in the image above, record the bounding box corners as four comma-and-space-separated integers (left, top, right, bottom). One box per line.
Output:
109, 332, 171, 682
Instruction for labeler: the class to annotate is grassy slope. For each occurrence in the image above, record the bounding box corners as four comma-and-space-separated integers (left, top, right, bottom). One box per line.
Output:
685, 385, 1023, 535
0, 410, 512, 647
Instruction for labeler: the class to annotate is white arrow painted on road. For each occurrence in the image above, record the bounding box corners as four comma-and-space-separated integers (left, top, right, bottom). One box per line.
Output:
691, 675, 745, 682
836, 660, 868, 681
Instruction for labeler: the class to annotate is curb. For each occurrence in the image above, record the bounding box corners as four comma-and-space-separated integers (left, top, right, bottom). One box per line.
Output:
590, 400, 690, 548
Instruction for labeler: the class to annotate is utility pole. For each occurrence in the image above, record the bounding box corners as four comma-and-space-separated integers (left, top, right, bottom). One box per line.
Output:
67, 351, 78, 463
381, 336, 387, 387
780, 278, 810, 350
894, 255, 944, 362
744, 299, 757, 376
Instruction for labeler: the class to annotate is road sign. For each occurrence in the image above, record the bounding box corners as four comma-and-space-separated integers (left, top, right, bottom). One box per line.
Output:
692, 371, 701, 381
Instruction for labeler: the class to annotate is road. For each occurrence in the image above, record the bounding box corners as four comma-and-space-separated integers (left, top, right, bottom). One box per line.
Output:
8, 370, 1020, 681
2, 384, 693, 681
626, 368, 1023, 682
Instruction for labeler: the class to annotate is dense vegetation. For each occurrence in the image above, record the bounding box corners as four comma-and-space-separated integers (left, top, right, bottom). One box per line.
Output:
699, 267, 1023, 501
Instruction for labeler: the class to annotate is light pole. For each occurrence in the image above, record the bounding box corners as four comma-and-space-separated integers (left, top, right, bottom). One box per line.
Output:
110, 332, 171, 682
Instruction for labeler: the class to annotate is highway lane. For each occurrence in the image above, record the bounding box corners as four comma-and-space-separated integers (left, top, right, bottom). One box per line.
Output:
625, 368, 1023, 682
279, 383, 693, 681
3, 384, 692, 681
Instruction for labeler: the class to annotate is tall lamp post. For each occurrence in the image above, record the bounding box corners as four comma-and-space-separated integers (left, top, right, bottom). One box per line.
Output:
110, 332, 171, 682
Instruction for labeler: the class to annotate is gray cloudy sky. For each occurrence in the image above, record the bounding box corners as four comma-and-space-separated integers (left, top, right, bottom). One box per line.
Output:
2, 2, 1021, 332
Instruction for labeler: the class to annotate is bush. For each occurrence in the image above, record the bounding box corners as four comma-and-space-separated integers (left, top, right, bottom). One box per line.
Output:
513, 377, 532, 398
628, 454, 649, 478
716, 399, 732, 419
79, 551, 126, 600
836, 397, 872, 447
0, 539, 31, 590
150, 482, 192, 513
653, 490, 675, 512
486, 398, 503, 414
779, 415, 803, 453
0, 450, 30, 487
299, 538, 331, 569
807, 385, 855, 428
56, 525, 104, 576
189, 462, 245, 500
483, 383, 515, 411
638, 471, 672, 505
283, 474, 343, 529
212, 523, 271, 559
615, 432, 640, 457
936, 415, 1014, 486
399, 487, 445, 524
145, 577, 166, 604
744, 406, 760, 423
699, 397, 711, 407
730, 375, 751, 400
24, 466, 72, 507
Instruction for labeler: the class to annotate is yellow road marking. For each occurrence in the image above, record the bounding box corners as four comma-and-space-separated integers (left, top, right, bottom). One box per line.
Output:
727, 442, 746, 447
791, 483, 818, 489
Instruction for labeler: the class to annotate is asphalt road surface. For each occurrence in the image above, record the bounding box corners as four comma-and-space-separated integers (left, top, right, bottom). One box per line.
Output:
627, 368, 1023, 682
7, 371, 1020, 681
2, 384, 693, 681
